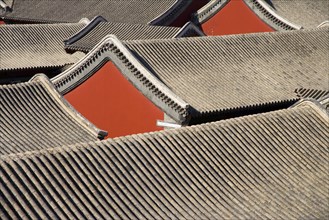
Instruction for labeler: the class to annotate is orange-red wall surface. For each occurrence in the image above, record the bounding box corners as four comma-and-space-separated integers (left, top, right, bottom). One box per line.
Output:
201, 0, 273, 35
64, 62, 164, 138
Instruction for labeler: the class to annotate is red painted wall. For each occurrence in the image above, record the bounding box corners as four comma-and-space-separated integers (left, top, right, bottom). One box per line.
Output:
201, 0, 273, 35
64, 62, 164, 138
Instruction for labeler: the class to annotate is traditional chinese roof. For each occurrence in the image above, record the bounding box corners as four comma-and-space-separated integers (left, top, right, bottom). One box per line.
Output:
193, 0, 329, 31
244, 0, 329, 30
52, 28, 329, 125
1, 100, 328, 219
0, 22, 85, 83
295, 88, 329, 100
0, 74, 107, 156
1, 0, 195, 25
64, 16, 204, 53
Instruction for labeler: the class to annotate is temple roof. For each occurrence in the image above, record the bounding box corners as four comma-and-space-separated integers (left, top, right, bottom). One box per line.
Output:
0, 74, 107, 156
64, 17, 204, 53
244, 0, 329, 30
1, 0, 193, 25
1, 100, 328, 219
193, 0, 329, 31
0, 23, 85, 82
53, 28, 329, 125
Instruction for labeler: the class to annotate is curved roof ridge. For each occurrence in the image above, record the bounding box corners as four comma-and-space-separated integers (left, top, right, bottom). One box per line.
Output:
52, 35, 191, 124
244, 0, 302, 30
149, 0, 191, 26
193, 0, 229, 24
0, 74, 107, 155
30, 74, 107, 139
64, 16, 107, 46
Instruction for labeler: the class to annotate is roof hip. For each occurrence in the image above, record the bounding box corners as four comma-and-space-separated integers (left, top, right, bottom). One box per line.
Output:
52, 35, 191, 124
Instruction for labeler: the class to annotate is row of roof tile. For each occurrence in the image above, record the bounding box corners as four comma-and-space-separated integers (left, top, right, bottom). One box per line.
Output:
1, 99, 328, 219
53, 28, 329, 124
0, 74, 107, 156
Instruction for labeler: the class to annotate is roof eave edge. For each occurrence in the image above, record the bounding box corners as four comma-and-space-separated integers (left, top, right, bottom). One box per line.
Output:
149, 0, 191, 26
192, 0, 229, 24
243, 0, 302, 31
30, 74, 108, 139
52, 35, 191, 124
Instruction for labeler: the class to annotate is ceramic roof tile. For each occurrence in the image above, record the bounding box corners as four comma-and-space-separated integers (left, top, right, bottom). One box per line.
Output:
64, 19, 202, 53
1, 0, 190, 25
124, 28, 328, 122
53, 28, 329, 124
0, 74, 106, 156
1, 100, 328, 219
244, 0, 329, 30
0, 23, 85, 81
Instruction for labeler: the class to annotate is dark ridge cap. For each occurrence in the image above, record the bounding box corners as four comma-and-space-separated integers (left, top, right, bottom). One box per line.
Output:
52, 35, 191, 124
29, 74, 108, 139
64, 15, 107, 46
192, 0, 230, 24
149, 0, 191, 26
243, 0, 302, 30
0, 74, 107, 155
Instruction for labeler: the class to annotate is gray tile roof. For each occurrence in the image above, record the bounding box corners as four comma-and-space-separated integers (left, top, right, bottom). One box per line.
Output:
1, 100, 328, 219
53, 28, 328, 125
64, 18, 204, 53
295, 88, 329, 100
244, 0, 329, 30
0, 74, 107, 156
0, 23, 85, 82
1, 0, 192, 25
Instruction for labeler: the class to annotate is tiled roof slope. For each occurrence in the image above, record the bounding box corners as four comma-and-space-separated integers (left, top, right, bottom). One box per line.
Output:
0, 74, 107, 156
124, 28, 329, 123
295, 88, 329, 101
65, 19, 204, 53
1, 100, 328, 219
1, 0, 191, 25
53, 28, 329, 124
244, 0, 329, 30
0, 23, 85, 81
